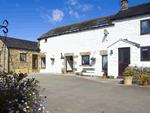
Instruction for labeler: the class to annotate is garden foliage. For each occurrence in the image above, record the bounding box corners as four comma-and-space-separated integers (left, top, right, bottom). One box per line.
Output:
0, 73, 48, 113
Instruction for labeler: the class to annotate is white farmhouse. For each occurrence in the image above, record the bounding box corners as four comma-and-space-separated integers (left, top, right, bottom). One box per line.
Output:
38, 0, 150, 79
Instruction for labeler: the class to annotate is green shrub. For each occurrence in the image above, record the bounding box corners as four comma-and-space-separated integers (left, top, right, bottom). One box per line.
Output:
122, 70, 135, 76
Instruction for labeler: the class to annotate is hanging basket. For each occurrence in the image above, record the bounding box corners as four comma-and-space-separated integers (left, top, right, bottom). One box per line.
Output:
90, 57, 96, 61
50, 58, 55, 61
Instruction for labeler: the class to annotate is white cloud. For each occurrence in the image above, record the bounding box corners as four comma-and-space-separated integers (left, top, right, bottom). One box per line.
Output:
98, 6, 101, 10
45, 9, 64, 23
52, 9, 64, 22
82, 4, 93, 12
69, 10, 80, 19
16, 4, 20, 7
65, 0, 78, 5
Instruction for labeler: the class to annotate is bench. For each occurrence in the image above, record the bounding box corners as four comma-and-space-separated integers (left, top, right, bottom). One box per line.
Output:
81, 68, 95, 77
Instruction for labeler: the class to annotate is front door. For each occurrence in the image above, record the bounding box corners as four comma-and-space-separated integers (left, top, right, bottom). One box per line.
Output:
118, 48, 130, 76
66, 56, 73, 72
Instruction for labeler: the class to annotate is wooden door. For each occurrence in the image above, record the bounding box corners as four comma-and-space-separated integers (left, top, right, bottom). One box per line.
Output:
118, 48, 130, 76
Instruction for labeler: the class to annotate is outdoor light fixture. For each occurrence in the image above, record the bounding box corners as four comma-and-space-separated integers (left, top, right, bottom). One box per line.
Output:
60, 53, 64, 59
110, 50, 113, 55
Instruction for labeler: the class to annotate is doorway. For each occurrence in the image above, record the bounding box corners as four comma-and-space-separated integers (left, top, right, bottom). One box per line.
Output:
118, 48, 130, 76
66, 56, 73, 72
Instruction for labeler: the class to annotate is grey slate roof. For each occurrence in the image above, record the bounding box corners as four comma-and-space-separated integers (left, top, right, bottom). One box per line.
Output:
0, 36, 40, 51
38, 14, 116, 40
111, 2, 150, 21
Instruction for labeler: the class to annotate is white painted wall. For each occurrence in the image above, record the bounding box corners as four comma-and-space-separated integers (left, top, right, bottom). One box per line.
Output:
39, 14, 150, 78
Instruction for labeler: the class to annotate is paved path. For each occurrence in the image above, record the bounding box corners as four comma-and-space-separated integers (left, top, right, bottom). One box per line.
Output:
27, 73, 150, 113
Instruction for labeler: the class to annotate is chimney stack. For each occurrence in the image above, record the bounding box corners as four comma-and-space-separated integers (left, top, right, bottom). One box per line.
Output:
121, 0, 129, 11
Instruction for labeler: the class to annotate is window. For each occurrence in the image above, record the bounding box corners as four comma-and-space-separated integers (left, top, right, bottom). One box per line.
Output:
141, 19, 150, 35
141, 46, 150, 61
44, 38, 47, 43
41, 57, 46, 68
102, 55, 107, 71
32, 55, 38, 69
97, 20, 108, 25
70, 27, 79, 31
82, 55, 90, 65
20, 53, 26, 62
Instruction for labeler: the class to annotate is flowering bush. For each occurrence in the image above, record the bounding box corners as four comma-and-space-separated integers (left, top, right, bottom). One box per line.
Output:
103, 73, 106, 76
0, 73, 48, 113
140, 75, 149, 82
122, 70, 135, 76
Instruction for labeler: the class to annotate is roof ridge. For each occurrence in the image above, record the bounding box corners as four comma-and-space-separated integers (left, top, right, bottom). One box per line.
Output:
128, 1, 150, 8
0, 35, 38, 43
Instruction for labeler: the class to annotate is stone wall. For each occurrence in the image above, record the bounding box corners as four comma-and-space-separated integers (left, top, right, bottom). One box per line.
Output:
0, 40, 8, 73
8, 48, 45, 74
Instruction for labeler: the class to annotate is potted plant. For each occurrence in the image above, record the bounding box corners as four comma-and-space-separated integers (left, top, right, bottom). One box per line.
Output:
50, 58, 55, 61
140, 75, 149, 86
103, 72, 106, 78
122, 70, 135, 85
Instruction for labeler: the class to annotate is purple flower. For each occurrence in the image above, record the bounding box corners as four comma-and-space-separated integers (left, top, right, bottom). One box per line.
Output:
22, 107, 24, 109
25, 90, 27, 92
32, 105, 35, 109
28, 101, 31, 103
39, 99, 41, 102
34, 109, 37, 112
37, 105, 40, 108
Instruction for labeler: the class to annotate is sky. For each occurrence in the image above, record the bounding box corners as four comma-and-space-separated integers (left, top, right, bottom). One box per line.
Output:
0, 0, 150, 42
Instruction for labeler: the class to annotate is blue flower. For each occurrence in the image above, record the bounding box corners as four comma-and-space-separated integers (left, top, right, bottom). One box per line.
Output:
43, 101, 46, 103
28, 101, 31, 103
14, 94, 16, 96
34, 109, 37, 112
16, 97, 19, 99
25, 90, 27, 92
7, 103, 9, 105
39, 99, 41, 101
22, 107, 24, 109
14, 87, 16, 89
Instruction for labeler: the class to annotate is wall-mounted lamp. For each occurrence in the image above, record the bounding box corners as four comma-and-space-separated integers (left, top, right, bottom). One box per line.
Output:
110, 50, 113, 55
60, 53, 64, 59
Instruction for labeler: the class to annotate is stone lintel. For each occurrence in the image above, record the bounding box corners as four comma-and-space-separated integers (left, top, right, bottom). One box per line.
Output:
80, 52, 91, 56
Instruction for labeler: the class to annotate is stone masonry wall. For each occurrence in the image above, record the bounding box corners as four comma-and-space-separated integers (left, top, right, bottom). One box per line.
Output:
9, 48, 44, 74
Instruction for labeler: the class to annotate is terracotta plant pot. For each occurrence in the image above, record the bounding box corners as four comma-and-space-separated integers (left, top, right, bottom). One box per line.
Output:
124, 76, 133, 85
103, 75, 106, 78
143, 81, 148, 86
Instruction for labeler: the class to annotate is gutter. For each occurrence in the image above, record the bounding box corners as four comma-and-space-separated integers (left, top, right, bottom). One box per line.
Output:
38, 23, 114, 40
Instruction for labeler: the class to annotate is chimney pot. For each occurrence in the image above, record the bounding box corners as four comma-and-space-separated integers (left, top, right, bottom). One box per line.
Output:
121, 0, 129, 11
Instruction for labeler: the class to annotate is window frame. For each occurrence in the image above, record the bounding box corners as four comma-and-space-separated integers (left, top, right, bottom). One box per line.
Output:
40, 57, 46, 69
20, 53, 27, 62
32, 54, 38, 69
141, 46, 150, 61
82, 55, 90, 65
140, 19, 150, 35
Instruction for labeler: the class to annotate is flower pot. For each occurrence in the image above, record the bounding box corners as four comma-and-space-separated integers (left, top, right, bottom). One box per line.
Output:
124, 76, 133, 85
103, 75, 106, 78
143, 81, 148, 86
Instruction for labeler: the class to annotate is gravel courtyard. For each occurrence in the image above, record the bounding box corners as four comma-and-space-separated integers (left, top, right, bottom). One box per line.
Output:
27, 73, 150, 113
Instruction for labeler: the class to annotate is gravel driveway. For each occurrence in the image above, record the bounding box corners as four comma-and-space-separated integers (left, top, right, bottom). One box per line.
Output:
27, 73, 150, 113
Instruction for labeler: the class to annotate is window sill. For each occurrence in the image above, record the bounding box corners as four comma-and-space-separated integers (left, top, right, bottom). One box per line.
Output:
140, 33, 150, 35
79, 65, 90, 66
20, 61, 27, 62
32, 68, 38, 69
40, 67, 46, 69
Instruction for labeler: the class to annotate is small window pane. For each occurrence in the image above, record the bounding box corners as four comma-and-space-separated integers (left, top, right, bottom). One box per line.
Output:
41, 57, 46, 68
82, 56, 89, 65
120, 50, 124, 63
124, 50, 129, 63
142, 21, 148, 33
20, 54, 26, 61
142, 48, 148, 59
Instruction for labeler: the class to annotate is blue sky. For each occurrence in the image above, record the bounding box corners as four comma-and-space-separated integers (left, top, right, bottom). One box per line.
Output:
0, 0, 149, 42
